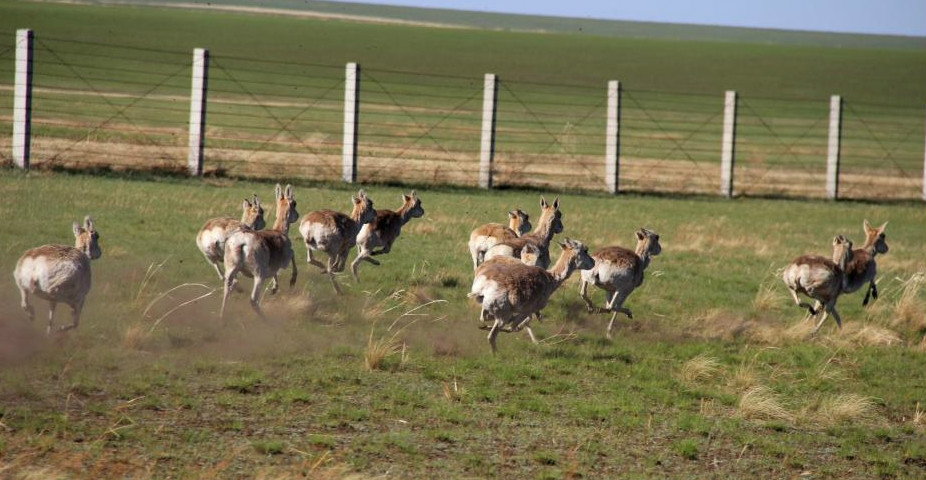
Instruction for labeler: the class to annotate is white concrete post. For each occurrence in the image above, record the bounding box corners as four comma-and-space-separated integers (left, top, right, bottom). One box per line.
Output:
720, 90, 737, 197
826, 95, 842, 200
12, 29, 34, 170
187, 48, 209, 176
479, 73, 498, 189
342, 62, 360, 183
605, 80, 621, 194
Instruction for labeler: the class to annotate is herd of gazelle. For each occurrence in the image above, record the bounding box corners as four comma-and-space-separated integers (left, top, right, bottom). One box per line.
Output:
11, 184, 889, 352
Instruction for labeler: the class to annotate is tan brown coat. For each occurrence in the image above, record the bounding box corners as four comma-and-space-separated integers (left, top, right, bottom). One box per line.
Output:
468, 209, 531, 269
843, 220, 888, 305
782, 235, 854, 333
483, 197, 563, 269
14, 217, 102, 334
221, 185, 299, 320
196, 196, 265, 283
351, 191, 424, 280
299, 189, 375, 294
579, 228, 662, 339
469, 238, 594, 353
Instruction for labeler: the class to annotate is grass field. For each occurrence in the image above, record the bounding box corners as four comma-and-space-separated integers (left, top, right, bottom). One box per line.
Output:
1, 1, 925, 198
0, 169, 924, 478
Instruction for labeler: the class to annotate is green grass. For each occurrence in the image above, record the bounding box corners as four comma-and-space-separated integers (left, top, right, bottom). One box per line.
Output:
0, 169, 924, 477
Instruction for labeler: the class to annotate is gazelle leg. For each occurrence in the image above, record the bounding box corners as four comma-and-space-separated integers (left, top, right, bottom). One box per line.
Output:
19, 288, 34, 321
306, 246, 327, 272
249, 275, 267, 320
788, 288, 817, 315
46, 301, 57, 335
327, 256, 343, 295
487, 319, 502, 354
606, 311, 619, 340
60, 300, 83, 332
579, 280, 595, 313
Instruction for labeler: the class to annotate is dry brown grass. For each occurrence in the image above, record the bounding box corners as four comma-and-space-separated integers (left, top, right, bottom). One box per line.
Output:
852, 325, 903, 347
121, 322, 148, 350
441, 376, 466, 402
680, 354, 721, 384
889, 272, 926, 333
814, 394, 880, 427
753, 266, 786, 312
737, 385, 793, 423
363, 330, 408, 371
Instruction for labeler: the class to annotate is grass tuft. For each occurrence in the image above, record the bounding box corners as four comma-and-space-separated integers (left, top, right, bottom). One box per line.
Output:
738, 385, 793, 423
753, 266, 786, 312
364, 332, 407, 372
680, 354, 721, 384
853, 325, 903, 347
890, 272, 926, 333
816, 394, 879, 426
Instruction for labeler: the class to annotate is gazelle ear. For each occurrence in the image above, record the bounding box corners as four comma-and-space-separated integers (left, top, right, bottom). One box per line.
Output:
84, 216, 94, 231
877, 221, 888, 234
73, 221, 82, 237
253, 194, 261, 206
285, 184, 294, 200
636, 229, 645, 240
540, 196, 548, 209
275, 184, 283, 200
403, 193, 412, 202
410, 190, 417, 198
552, 197, 560, 210
243, 198, 252, 210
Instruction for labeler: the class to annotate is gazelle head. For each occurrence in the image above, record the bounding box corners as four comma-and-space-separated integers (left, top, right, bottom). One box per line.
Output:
403, 190, 424, 219
635, 228, 662, 257
508, 209, 532, 236
274, 184, 299, 227
558, 238, 595, 271
73, 216, 102, 260
832, 234, 854, 268
241, 194, 266, 230
863, 220, 888, 255
352, 189, 376, 225
539, 196, 563, 234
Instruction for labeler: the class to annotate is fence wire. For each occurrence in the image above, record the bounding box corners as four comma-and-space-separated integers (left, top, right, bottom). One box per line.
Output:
3, 33, 924, 201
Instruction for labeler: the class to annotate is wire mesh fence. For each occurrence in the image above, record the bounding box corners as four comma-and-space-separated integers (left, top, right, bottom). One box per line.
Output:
3, 30, 924, 201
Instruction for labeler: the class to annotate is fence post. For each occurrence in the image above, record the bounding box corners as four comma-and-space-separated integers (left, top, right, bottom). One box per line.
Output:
479, 73, 498, 189
720, 90, 737, 197
342, 62, 360, 183
605, 80, 621, 194
187, 48, 209, 176
826, 95, 842, 200
12, 29, 34, 170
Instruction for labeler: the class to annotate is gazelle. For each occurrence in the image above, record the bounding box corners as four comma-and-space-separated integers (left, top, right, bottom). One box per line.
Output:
782, 235, 854, 333
579, 228, 662, 339
483, 197, 563, 269
14, 217, 102, 334
469, 238, 595, 353
196, 195, 266, 283
299, 189, 376, 294
473, 242, 543, 324
221, 184, 299, 320
468, 209, 531, 269
843, 220, 889, 305
350, 191, 424, 281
